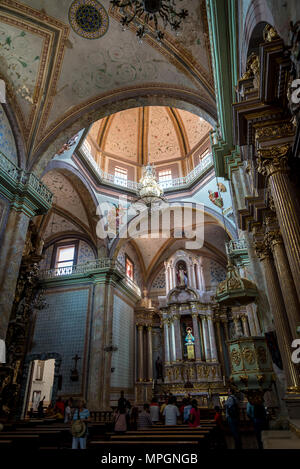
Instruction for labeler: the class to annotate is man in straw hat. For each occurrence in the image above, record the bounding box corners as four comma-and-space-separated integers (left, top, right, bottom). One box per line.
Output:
71, 400, 91, 449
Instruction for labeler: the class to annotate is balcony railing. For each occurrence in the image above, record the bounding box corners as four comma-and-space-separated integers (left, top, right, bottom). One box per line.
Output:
80, 143, 213, 193
39, 258, 141, 296
0, 151, 53, 206
226, 238, 248, 255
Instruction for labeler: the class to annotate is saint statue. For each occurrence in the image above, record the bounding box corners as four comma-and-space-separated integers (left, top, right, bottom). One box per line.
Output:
176, 264, 188, 288
185, 327, 195, 360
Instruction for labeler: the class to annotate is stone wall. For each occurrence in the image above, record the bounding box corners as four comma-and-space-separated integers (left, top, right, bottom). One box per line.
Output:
0, 105, 17, 163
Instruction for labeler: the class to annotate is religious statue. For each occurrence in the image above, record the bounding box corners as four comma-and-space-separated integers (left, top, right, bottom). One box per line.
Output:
176, 264, 188, 288
185, 327, 195, 360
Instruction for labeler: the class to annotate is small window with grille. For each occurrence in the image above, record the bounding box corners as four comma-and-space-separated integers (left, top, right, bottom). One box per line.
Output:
158, 169, 172, 183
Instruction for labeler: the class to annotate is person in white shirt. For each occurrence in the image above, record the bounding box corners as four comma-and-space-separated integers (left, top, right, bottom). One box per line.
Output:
163, 397, 180, 425
149, 398, 160, 423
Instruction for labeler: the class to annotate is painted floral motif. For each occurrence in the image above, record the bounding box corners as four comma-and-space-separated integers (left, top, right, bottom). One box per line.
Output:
0, 24, 42, 107
78, 240, 95, 263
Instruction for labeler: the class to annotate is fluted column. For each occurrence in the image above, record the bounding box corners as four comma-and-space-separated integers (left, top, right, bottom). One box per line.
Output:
137, 325, 144, 381
147, 326, 153, 381
241, 315, 250, 337
207, 314, 218, 362
215, 319, 226, 377
168, 320, 175, 363
265, 229, 300, 339
163, 319, 170, 363
0, 210, 30, 340
192, 313, 202, 360
233, 315, 243, 338
191, 263, 197, 288
164, 262, 169, 294
173, 314, 183, 360
171, 265, 176, 289
201, 316, 211, 361
255, 241, 300, 390
257, 145, 300, 301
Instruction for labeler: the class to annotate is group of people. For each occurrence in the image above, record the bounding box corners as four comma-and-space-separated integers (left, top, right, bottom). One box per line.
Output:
113, 389, 268, 449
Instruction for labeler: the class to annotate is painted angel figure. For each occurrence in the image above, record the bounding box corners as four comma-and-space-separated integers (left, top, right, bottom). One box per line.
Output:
177, 264, 188, 287
208, 190, 224, 208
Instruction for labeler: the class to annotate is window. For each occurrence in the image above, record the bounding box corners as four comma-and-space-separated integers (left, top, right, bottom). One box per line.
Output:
158, 169, 172, 183
125, 256, 134, 281
55, 245, 75, 275
114, 166, 128, 186
199, 149, 210, 166
35, 360, 45, 381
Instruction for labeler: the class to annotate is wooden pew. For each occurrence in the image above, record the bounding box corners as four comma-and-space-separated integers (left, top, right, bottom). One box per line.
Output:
0, 434, 39, 449
89, 440, 199, 448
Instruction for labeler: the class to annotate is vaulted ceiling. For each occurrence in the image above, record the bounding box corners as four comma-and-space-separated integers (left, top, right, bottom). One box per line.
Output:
0, 0, 216, 174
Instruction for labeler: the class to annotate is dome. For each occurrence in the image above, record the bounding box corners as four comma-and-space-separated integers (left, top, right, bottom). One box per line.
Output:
85, 106, 212, 181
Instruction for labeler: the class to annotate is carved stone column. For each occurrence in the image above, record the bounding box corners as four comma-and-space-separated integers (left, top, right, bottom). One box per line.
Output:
0, 210, 30, 340
207, 315, 218, 362
147, 326, 153, 381
137, 325, 144, 381
241, 315, 250, 337
214, 319, 226, 377
201, 316, 211, 362
255, 241, 300, 391
163, 319, 170, 364
233, 315, 243, 337
173, 314, 183, 361
265, 229, 300, 339
168, 320, 175, 363
192, 313, 202, 360
164, 262, 169, 294
257, 145, 300, 301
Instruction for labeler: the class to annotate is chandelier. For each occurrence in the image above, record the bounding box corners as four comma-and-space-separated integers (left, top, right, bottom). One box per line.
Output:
137, 163, 165, 206
110, 0, 189, 41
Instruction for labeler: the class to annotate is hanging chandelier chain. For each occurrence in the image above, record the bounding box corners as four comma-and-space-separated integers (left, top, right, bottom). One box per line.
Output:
111, 0, 189, 41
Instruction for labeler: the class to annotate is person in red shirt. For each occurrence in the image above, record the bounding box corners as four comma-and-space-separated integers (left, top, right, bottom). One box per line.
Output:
188, 399, 200, 428
214, 406, 227, 448
55, 397, 65, 415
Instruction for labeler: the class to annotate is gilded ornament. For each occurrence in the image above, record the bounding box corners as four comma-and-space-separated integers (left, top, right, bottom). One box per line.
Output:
263, 24, 280, 42
256, 346, 267, 364
239, 374, 249, 385
257, 144, 290, 177
231, 348, 241, 366
242, 347, 255, 365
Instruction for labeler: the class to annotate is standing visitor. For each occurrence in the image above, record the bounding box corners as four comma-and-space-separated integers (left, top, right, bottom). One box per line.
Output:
188, 399, 201, 428
149, 398, 160, 424
114, 405, 127, 433
225, 389, 242, 449
163, 397, 180, 425
214, 406, 227, 449
137, 404, 153, 429
64, 398, 74, 423
183, 398, 192, 423
246, 401, 268, 449
71, 400, 90, 449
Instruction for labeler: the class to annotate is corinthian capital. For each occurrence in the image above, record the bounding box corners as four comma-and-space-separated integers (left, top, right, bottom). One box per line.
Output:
264, 229, 283, 250
254, 240, 271, 261
257, 144, 290, 177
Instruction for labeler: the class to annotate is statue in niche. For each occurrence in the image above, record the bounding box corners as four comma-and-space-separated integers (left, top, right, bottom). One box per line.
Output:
185, 327, 195, 360
176, 262, 188, 288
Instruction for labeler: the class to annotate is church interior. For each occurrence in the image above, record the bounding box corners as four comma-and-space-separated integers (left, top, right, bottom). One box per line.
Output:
0, 0, 300, 451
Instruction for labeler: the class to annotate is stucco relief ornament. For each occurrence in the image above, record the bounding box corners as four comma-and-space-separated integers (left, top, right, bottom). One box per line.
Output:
208, 190, 223, 208
257, 144, 290, 177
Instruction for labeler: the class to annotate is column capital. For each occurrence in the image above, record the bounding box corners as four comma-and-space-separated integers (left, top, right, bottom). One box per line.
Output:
264, 229, 283, 251
137, 324, 144, 331
147, 325, 152, 331
257, 144, 290, 178
254, 240, 271, 261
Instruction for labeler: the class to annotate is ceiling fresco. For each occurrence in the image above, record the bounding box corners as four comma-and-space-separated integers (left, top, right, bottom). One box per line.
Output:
0, 0, 215, 171
87, 106, 212, 167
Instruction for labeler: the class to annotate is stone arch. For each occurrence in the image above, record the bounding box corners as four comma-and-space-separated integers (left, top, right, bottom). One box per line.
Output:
28, 84, 217, 176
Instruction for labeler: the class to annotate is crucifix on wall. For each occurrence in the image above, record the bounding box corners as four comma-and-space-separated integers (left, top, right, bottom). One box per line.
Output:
70, 354, 81, 382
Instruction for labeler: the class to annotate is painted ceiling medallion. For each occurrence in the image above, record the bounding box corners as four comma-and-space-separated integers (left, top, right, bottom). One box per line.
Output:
69, 0, 109, 39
